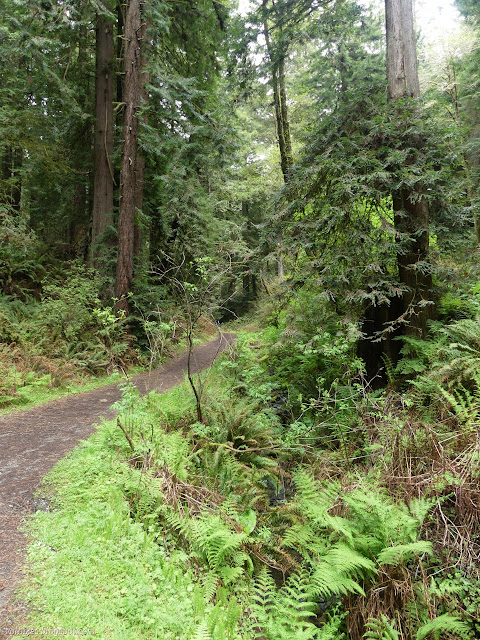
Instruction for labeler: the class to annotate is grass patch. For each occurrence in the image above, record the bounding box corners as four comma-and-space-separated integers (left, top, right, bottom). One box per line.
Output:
0, 369, 141, 416
22, 384, 241, 640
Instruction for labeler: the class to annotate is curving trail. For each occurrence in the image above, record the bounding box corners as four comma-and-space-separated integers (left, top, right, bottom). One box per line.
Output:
0, 333, 235, 629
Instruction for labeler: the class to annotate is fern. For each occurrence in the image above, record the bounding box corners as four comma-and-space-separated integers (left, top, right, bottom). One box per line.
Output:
162, 507, 191, 539
285, 472, 435, 615
416, 614, 471, 640
395, 333, 437, 376
436, 318, 480, 385
252, 568, 277, 619
294, 469, 326, 504
219, 494, 242, 520
191, 621, 213, 640
277, 570, 319, 621
192, 515, 247, 571
377, 541, 433, 567
344, 489, 425, 550
365, 615, 400, 640
251, 567, 324, 640
294, 472, 354, 543
281, 522, 318, 553
311, 561, 365, 599
202, 572, 219, 602
438, 382, 480, 431
219, 565, 244, 585
222, 595, 242, 636
408, 497, 436, 527
193, 584, 207, 617
326, 543, 376, 579
156, 430, 193, 481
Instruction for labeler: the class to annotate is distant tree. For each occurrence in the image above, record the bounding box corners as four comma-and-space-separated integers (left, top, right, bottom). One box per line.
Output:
261, 0, 294, 184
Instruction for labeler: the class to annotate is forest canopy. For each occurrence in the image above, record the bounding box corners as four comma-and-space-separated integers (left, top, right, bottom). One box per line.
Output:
2, 0, 480, 637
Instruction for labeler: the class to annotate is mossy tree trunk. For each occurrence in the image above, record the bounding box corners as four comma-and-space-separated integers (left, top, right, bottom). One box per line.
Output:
133, 17, 148, 259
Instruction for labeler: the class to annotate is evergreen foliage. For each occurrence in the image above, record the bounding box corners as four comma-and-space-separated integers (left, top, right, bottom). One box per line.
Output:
4, 0, 480, 637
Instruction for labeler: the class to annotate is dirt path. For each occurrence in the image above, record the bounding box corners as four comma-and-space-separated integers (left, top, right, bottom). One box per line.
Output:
0, 333, 235, 627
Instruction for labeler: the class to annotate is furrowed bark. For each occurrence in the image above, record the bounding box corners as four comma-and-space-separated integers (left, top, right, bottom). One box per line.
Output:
91, 3, 115, 264
115, 0, 143, 313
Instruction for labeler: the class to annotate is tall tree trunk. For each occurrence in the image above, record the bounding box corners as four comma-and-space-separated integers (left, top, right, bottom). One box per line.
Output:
133, 17, 148, 259
385, 0, 420, 100
385, 0, 432, 338
2, 146, 22, 214
116, 0, 125, 105
263, 1, 292, 279
91, 3, 115, 264
277, 54, 293, 179
113, 1, 125, 220
133, 154, 145, 258
70, 24, 89, 252
263, 4, 293, 183
115, 0, 143, 313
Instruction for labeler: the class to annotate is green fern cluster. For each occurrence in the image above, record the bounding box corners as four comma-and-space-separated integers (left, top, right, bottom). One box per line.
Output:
435, 318, 480, 386
113, 375, 477, 640
288, 471, 433, 577
364, 612, 470, 640
437, 377, 480, 432
162, 469, 438, 639
247, 567, 346, 640
161, 505, 254, 584
399, 317, 480, 399
190, 585, 242, 640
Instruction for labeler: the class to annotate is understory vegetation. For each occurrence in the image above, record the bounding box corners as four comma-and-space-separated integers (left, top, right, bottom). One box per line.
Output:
3, 0, 480, 637
0, 264, 127, 408
23, 282, 480, 638
0, 261, 198, 410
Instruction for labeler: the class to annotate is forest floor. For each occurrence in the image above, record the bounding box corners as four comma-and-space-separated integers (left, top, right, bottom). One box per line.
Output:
0, 332, 235, 633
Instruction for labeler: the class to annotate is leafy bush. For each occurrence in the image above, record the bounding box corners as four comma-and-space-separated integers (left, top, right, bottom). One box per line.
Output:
261, 286, 364, 409
0, 264, 135, 406
0, 211, 45, 296
396, 315, 480, 389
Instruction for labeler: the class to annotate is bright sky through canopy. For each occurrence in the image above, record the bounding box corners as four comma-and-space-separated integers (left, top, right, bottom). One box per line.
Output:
237, 0, 461, 41
416, 0, 461, 41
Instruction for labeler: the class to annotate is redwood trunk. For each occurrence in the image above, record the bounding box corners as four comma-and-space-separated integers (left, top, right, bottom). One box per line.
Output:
385, 0, 432, 337
133, 17, 148, 258
91, 4, 115, 263
278, 54, 293, 179
385, 0, 420, 100
115, 0, 143, 312
70, 25, 89, 251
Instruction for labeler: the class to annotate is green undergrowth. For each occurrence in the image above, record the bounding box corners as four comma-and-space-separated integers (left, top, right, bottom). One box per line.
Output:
0, 369, 131, 416
21, 331, 479, 639
0, 261, 201, 412
0, 329, 213, 416
23, 386, 242, 640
